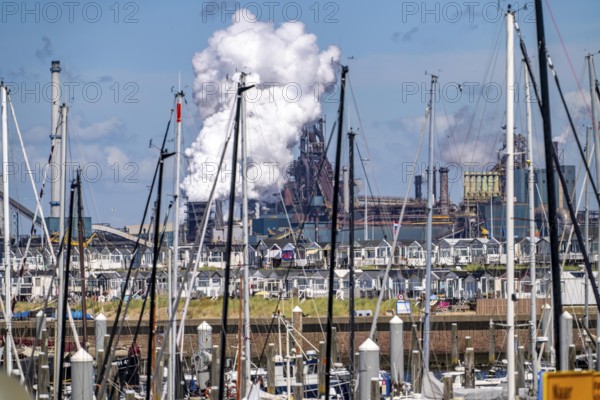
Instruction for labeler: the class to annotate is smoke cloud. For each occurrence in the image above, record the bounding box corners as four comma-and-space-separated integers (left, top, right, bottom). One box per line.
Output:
183, 10, 340, 202
438, 105, 501, 166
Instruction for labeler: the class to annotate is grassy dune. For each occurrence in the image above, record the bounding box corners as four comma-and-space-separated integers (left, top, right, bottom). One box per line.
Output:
14, 296, 401, 320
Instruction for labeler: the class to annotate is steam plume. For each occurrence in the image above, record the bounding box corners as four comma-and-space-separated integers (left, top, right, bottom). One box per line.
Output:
183, 10, 340, 202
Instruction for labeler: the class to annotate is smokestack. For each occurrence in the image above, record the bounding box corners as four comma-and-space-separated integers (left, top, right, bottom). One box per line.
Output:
553, 140, 560, 162
432, 166, 437, 204
553, 141, 564, 209
343, 166, 349, 214
186, 200, 215, 243
439, 167, 449, 215
50, 61, 61, 219
415, 175, 423, 200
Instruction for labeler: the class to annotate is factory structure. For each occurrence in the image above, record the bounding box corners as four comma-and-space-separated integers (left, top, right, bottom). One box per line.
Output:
183, 124, 588, 252
0, 61, 589, 269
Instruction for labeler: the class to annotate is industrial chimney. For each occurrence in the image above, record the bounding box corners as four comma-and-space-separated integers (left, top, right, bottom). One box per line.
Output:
432, 166, 437, 204
553, 141, 564, 210
50, 61, 61, 219
439, 167, 449, 215
415, 174, 423, 200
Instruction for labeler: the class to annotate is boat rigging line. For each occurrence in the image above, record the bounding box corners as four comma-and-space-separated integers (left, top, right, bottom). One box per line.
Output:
56, 174, 77, 399
534, 0, 564, 368
145, 148, 175, 400
96, 109, 174, 400
5, 89, 76, 391
156, 86, 245, 400
75, 171, 89, 350
347, 128, 356, 399
516, 20, 600, 208
369, 92, 431, 339
131, 202, 173, 363
218, 80, 254, 400
173, 91, 236, 357
246, 106, 340, 395
243, 79, 346, 381
518, 15, 600, 313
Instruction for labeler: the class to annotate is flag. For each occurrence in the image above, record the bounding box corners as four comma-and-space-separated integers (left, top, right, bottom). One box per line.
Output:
393, 221, 399, 237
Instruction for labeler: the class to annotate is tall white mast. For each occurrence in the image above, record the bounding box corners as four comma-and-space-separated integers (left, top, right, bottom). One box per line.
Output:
50, 61, 61, 219
506, 9, 516, 400
169, 91, 183, 400
240, 73, 252, 394
364, 158, 368, 241
59, 102, 67, 239
54, 104, 67, 400
2, 83, 12, 376
525, 61, 538, 394
422, 74, 437, 369
52, 61, 66, 400
585, 127, 591, 369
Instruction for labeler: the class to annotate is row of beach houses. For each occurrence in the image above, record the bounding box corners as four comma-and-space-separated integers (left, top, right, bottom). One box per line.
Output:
2, 236, 581, 271
0, 236, 591, 307
1, 265, 591, 307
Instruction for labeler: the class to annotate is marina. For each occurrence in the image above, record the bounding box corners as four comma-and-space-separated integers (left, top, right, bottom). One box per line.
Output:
1, 1, 600, 399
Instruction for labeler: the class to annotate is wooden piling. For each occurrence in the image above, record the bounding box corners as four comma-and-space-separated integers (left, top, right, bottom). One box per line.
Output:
443, 375, 454, 400
464, 347, 474, 389
412, 350, 422, 394
451, 323, 458, 367
488, 320, 496, 365
267, 343, 276, 395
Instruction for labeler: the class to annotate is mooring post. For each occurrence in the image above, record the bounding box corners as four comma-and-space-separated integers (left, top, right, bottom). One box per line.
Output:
443, 375, 453, 400
390, 315, 404, 385
412, 350, 422, 394
559, 311, 573, 371
464, 346, 474, 389
359, 338, 380, 400
488, 319, 496, 365
451, 323, 458, 367
517, 346, 526, 391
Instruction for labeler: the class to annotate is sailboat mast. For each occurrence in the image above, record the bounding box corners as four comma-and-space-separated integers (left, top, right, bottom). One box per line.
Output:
218, 81, 253, 400
169, 90, 183, 400
50, 95, 68, 398
57, 98, 68, 385
534, 0, 563, 368
525, 61, 538, 393
364, 184, 368, 241
325, 64, 348, 399
52, 74, 66, 400
423, 74, 437, 369
240, 73, 252, 395
585, 127, 591, 368
363, 153, 368, 241
1, 83, 12, 376
588, 54, 600, 369
506, 9, 516, 400
348, 128, 356, 398
57, 179, 77, 399
147, 150, 173, 400
76, 171, 88, 349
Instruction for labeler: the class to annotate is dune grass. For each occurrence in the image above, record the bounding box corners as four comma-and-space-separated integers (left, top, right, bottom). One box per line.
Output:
14, 295, 402, 321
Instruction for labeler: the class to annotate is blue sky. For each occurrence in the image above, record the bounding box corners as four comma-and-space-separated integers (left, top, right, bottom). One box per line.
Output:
1, 0, 599, 229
